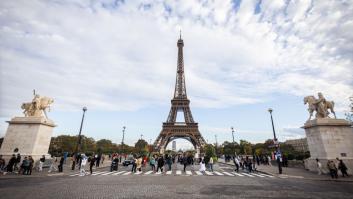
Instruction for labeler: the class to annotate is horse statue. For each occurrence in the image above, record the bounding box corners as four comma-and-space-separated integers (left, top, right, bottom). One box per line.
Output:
21, 94, 54, 119
304, 93, 336, 121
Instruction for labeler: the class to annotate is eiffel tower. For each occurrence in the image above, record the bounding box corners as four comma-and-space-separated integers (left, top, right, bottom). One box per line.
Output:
154, 34, 206, 155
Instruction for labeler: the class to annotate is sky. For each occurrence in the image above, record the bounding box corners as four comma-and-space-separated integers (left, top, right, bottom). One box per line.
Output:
1, 0, 352, 150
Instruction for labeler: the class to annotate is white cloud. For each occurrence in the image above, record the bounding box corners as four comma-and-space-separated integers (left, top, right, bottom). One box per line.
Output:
1, 0, 352, 122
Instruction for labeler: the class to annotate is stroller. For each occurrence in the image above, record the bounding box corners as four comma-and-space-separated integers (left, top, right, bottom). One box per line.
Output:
110, 158, 119, 172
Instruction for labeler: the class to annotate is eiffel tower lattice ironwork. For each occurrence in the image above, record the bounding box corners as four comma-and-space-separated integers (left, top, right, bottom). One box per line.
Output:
154, 35, 206, 155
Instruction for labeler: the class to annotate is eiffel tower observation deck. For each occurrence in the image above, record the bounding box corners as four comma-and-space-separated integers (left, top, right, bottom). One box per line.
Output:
154, 34, 206, 155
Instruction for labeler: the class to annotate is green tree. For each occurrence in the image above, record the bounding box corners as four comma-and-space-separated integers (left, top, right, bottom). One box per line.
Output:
222, 141, 240, 156
204, 144, 216, 158
96, 139, 114, 154
134, 139, 149, 155
240, 140, 252, 155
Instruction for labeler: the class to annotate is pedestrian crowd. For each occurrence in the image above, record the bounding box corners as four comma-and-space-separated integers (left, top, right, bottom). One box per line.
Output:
316, 158, 349, 179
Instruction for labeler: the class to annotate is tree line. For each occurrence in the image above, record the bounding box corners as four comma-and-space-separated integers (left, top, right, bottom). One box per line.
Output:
48, 135, 309, 160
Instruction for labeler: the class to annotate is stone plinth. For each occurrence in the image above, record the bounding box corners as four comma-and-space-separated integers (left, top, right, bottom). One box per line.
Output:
0, 117, 56, 162
303, 118, 353, 174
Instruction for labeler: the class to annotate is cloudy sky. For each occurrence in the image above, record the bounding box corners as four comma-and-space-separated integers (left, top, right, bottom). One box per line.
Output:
1, 0, 352, 149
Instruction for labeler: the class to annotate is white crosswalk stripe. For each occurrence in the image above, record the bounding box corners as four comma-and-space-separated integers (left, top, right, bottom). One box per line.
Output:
251, 173, 265, 178
222, 172, 234, 176
204, 171, 214, 176
92, 171, 110, 176
68, 170, 275, 178
214, 171, 224, 176
241, 173, 255, 177
231, 172, 244, 176
113, 171, 126, 175
144, 171, 153, 175
101, 171, 116, 176
123, 171, 132, 175
195, 171, 203, 175
134, 171, 143, 175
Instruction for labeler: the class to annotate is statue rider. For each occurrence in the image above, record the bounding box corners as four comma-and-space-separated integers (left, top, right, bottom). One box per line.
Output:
315, 92, 328, 118
31, 94, 41, 116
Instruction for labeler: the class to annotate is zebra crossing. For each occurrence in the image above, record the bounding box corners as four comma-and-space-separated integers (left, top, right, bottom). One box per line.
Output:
69, 170, 274, 178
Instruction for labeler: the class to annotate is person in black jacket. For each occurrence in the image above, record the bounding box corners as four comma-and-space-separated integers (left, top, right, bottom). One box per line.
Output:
89, 155, 96, 174
58, 156, 64, 172
157, 156, 165, 172
6, 154, 17, 173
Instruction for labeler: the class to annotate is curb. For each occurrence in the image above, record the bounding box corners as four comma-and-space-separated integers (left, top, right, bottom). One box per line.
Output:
218, 161, 353, 182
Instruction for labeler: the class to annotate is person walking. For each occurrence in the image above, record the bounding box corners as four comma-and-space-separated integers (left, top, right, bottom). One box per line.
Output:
58, 155, 64, 173
80, 154, 88, 176
88, 155, 95, 174
327, 160, 338, 179
150, 156, 156, 172
136, 156, 142, 173
27, 156, 34, 175
14, 153, 21, 172
199, 160, 206, 174
234, 156, 240, 172
22, 157, 30, 175
338, 160, 349, 177
39, 155, 45, 172
131, 157, 137, 173
157, 156, 165, 173
166, 155, 172, 171
0, 155, 6, 173
182, 156, 188, 172
48, 156, 58, 173
316, 158, 322, 175
209, 157, 214, 172
267, 155, 272, 166
5, 154, 16, 174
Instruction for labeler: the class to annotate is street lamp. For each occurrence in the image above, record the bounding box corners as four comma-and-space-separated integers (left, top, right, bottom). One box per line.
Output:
121, 126, 126, 157
231, 126, 236, 157
268, 108, 282, 174
72, 107, 87, 170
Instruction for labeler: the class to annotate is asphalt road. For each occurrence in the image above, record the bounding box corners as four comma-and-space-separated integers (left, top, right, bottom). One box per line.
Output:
1, 164, 352, 199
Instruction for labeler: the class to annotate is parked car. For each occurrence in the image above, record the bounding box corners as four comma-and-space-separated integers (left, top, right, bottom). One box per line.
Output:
122, 159, 133, 166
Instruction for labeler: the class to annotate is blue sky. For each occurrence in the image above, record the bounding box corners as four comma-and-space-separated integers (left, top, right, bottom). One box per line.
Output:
1, 0, 352, 149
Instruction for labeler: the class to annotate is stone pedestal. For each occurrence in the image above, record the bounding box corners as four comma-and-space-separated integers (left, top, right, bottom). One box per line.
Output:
0, 117, 56, 162
303, 118, 353, 174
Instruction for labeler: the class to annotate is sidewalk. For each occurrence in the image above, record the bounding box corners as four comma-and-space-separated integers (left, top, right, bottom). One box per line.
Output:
218, 158, 353, 182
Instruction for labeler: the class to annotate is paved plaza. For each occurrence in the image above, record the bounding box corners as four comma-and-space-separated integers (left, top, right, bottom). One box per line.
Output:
1, 162, 353, 199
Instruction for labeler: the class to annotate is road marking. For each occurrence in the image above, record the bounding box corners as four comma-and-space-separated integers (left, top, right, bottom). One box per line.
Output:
258, 173, 274, 178
222, 172, 234, 176
113, 171, 126, 175
176, 170, 182, 175
214, 171, 224, 176
101, 172, 115, 176
204, 171, 214, 176
92, 171, 109, 176
251, 173, 265, 177
166, 171, 172, 175
241, 173, 255, 177
144, 171, 153, 175
195, 171, 203, 175
185, 171, 192, 175
134, 171, 143, 175
231, 172, 244, 176
123, 172, 132, 175
69, 173, 80, 176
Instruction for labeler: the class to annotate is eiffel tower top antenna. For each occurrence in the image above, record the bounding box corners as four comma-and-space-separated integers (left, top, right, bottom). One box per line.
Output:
175, 31, 186, 99
179, 29, 182, 40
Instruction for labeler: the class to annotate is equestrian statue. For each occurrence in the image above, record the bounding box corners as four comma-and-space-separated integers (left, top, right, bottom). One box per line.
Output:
304, 92, 336, 121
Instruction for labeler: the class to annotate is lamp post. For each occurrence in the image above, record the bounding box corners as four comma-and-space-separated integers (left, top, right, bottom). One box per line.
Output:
215, 134, 218, 158
268, 108, 282, 174
72, 107, 87, 170
231, 126, 236, 157
121, 126, 126, 157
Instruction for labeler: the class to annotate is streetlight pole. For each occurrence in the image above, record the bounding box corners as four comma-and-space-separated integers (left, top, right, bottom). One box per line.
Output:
231, 127, 236, 157
121, 126, 126, 158
215, 134, 218, 158
268, 108, 282, 174
72, 107, 87, 170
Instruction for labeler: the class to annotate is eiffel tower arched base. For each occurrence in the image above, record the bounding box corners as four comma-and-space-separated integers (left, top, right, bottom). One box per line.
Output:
154, 123, 206, 157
